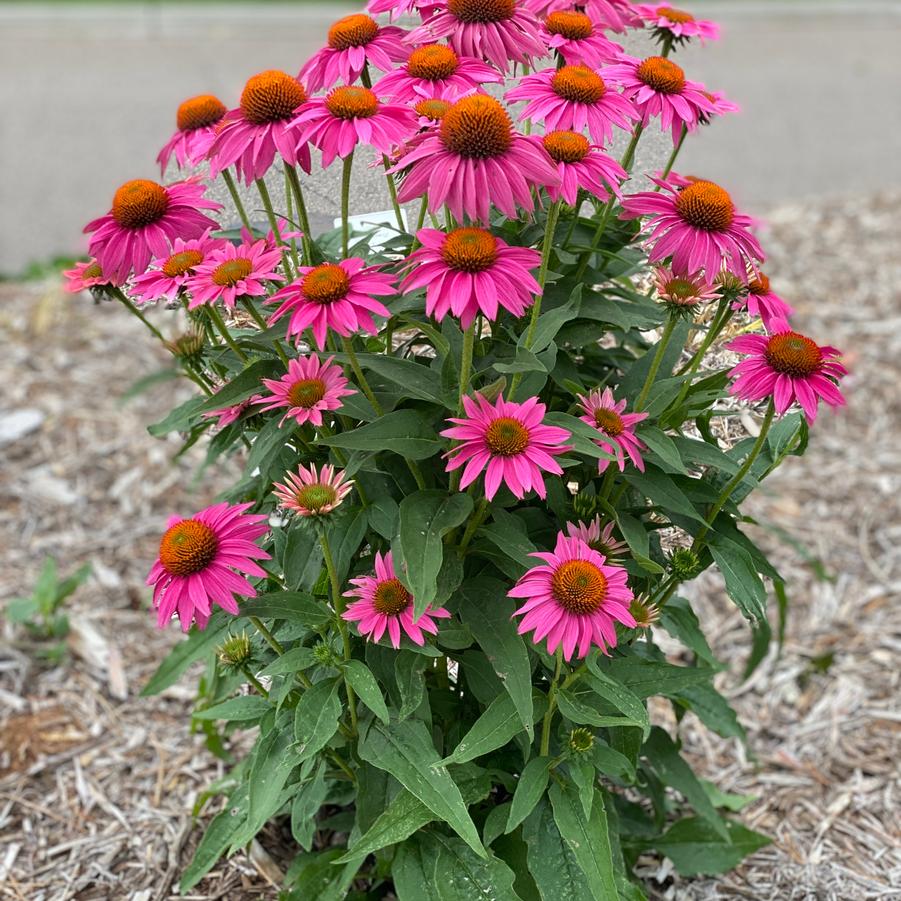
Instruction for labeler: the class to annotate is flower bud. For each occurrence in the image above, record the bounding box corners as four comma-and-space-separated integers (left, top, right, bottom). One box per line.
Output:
568, 727, 595, 754
668, 547, 702, 580
216, 631, 254, 670
165, 330, 206, 366
629, 597, 661, 629
572, 491, 598, 521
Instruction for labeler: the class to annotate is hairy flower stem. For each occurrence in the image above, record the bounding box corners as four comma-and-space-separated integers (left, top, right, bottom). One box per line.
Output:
410, 195, 429, 252
319, 529, 359, 735
692, 397, 776, 551
221, 169, 253, 232
540, 649, 564, 756
284, 164, 314, 264
206, 304, 248, 362
457, 498, 489, 554
241, 666, 270, 698
110, 287, 166, 342
619, 122, 645, 173
248, 615, 285, 656
341, 151, 354, 258
634, 313, 678, 412
659, 124, 688, 182
510, 199, 562, 399
458, 321, 476, 412
283, 167, 301, 269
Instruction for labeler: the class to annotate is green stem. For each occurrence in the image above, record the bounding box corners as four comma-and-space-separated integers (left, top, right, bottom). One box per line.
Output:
540, 650, 564, 756
241, 665, 270, 698
634, 314, 678, 412
676, 299, 733, 376
248, 615, 285, 656
619, 122, 645, 173
111, 288, 166, 342
410, 194, 429, 251
561, 191, 584, 248
206, 304, 248, 362
221, 169, 253, 232
283, 166, 300, 270
341, 336, 382, 415
458, 498, 489, 555
284, 164, 314, 264
660, 123, 688, 182
254, 177, 294, 277
341, 151, 354, 258
382, 156, 405, 231
241, 297, 289, 366
319, 529, 358, 735
458, 321, 476, 411
691, 398, 776, 551
573, 195, 616, 283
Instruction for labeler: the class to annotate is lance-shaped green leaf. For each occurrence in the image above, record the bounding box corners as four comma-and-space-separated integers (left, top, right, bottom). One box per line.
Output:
319, 410, 442, 460
651, 817, 770, 876
505, 756, 552, 834
142, 616, 229, 695
592, 658, 714, 699
294, 677, 342, 761
708, 537, 767, 622
193, 696, 270, 722
585, 657, 650, 738
237, 591, 331, 630
556, 684, 642, 730
522, 799, 594, 901
342, 659, 389, 725
179, 785, 249, 891
358, 719, 486, 857
196, 359, 281, 412
396, 491, 473, 618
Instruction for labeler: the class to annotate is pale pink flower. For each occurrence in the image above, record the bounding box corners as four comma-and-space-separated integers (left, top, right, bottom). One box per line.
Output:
146, 502, 270, 632
157, 94, 227, 174
343, 551, 451, 648
273, 462, 354, 516
653, 267, 720, 309
185, 238, 283, 309
577, 387, 647, 473
253, 355, 355, 427
510, 532, 636, 660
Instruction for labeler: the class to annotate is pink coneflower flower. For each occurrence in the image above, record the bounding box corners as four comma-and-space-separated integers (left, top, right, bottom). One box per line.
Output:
525, 0, 642, 33
510, 532, 636, 660
367, 0, 435, 18
726, 324, 846, 424
629, 596, 660, 629
538, 130, 626, 206
146, 502, 270, 632
635, 5, 720, 43
206, 70, 311, 185
399, 227, 542, 327
291, 86, 416, 169
273, 462, 354, 516
157, 94, 227, 174
406, 0, 546, 70
299, 14, 409, 93
441, 393, 572, 500
84, 179, 221, 282
653, 267, 720, 313
253, 354, 355, 427
733, 272, 794, 328
375, 44, 502, 103
578, 387, 647, 473
63, 259, 117, 292
203, 397, 258, 429
697, 88, 739, 127
267, 259, 394, 350
412, 97, 454, 126
540, 11, 624, 67
185, 238, 283, 309
394, 94, 559, 223
132, 231, 224, 304
343, 551, 451, 649
604, 55, 715, 142
506, 65, 638, 146
621, 176, 765, 280
565, 517, 629, 560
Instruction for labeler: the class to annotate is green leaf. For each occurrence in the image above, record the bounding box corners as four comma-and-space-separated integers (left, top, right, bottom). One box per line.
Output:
700, 779, 756, 812
523, 799, 595, 901
193, 696, 270, 721
477, 510, 538, 571
460, 578, 535, 740
196, 359, 281, 412
259, 646, 316, 678
238, 591, 331, 630
319, 410, 442, 460
615, 514, 664, 574
548, 783, 618, 901
441, 690, 546, 766
367, 495, 399, 540
674, 684, 746, 742
396, 491, 473, 618
393, 832, 520, 901
342, 659, 390, 725
283, 527, 323, 591
623, 465, 705, 523
584, 660, 650, 738
353, 353, 452, 407
148, 395, 206, 436
294, 678, 341, 761
593, 658, 714, 700
708, 539, 767, 622
179, 785, 249, 891
394, 650, 428, 719
526, 290, 581, 354
357, 719, 486, 857
671, 436, 739, 475
142, 618, 230, 695
291, 761, 330, 851
643, 727, 727, 839
556, 687, 639, 730
505, 757, 551, 834
639, 426, 685, 473
652, 817, 770, 876
659, 597, 719, 667
544, 412, 616, 463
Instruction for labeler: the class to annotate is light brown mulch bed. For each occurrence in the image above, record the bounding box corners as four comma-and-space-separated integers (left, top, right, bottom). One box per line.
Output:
1, 193, 899, 900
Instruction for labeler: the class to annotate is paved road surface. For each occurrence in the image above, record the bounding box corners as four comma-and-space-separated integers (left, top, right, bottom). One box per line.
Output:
2, 1, 899, 273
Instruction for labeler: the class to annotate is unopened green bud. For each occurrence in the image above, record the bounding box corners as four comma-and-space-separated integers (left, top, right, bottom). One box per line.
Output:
572, 491, 598, 521
669, 547, 702, 581
568, 727, 595, 754
216, 631, 254, 670
165, 330, 205, 366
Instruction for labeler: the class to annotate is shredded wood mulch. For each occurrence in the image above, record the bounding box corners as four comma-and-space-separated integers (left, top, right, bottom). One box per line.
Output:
1, 192, 899, 900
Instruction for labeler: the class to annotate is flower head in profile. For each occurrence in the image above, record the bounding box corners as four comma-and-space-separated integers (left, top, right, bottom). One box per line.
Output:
300, 14, 408, 92
343, 551, 451, 648
539, 130, 626, 206
203, 396, 258, 430
733, 271, 794, 328
621, 175, 764, 279
697, 88, 739, 127
577, 387, 647, 473
206, 70, 312, 185
727, 322, 846, 423
375, 44, 502, 103
292, 86, 416, 169
132, 231, 224, 304
653, 267, 720, 315
604, 55, 716, 141
273, 462, 354, 516
253, 354, 355, 427
367, 0, 436, 19
185, 238, 283, 309
635, 5, 720, 44
540, 11, 624, 67
267, 259, 395, 350
84, 178, 221, 282
399, 226, 541, 328
393, 94, 559, 223
565, 517, 628, 561
413, 97, 454, 126
157, 94, 227, 174
442, 393, 572, 500
146, 502, 270, 632
506, 65, 638, 146
63, 259, 118, 293
406, 0, 546, 71
510, 533, 636, 660
524, 0, 642, 33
